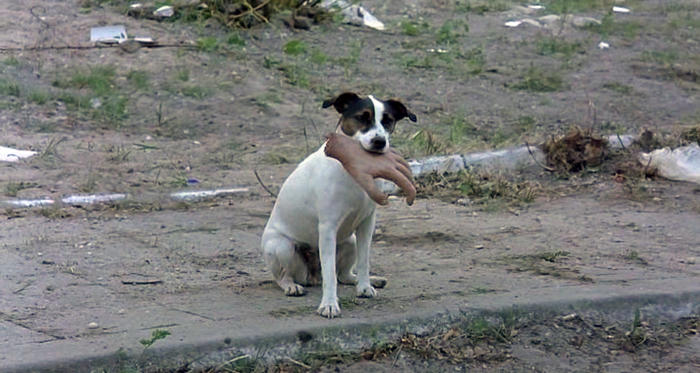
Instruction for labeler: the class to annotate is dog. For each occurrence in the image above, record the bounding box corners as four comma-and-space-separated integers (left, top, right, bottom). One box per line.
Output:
261, 92, 416, 318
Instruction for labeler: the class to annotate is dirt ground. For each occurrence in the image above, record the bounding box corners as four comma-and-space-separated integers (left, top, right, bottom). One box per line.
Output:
1, 0, 700, 372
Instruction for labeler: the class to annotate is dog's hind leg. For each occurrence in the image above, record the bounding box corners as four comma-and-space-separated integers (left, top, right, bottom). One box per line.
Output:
337, 234, 387, 289
262, 232, 307, 296
337, 235, 358, 285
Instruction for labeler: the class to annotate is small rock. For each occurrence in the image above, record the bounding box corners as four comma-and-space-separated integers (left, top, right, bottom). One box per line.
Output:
117, 309, 126, 315
90, 98, 102, 109
88, 322, 100, 329
474, 245, 484, 250
456, 198, 470, 206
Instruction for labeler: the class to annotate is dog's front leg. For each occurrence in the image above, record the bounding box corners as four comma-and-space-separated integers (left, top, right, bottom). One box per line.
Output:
317, 222, 341, 318
355, 212, 379, 298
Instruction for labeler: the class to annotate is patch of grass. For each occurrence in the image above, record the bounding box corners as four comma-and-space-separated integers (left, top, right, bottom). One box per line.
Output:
4, 181, 38, 197
196, 36, 220, 52
399, 55, 433, 69
536, 37, 584, 58
4, 55, 20, 67
95, 95, 130, 125
227, 33, 246, 46
456, 0, 510, 14
180, 85, 213, 99
603, 81, 633, 94
27, 91, 49, 105
278, 64, 309, 88
0, 79, 21, 97
335, 40, 363, 75
126, 70, 150, 90
545, 0, 610, 14
459, 45, 487, 75
78, 173, 98, 193
177, 68, 190, 82
310, 48, 328, 65
436, 20, 468, 45
585, 13, 642, 39
400, 20, 429, 36
444, 115, 478, 144
37, 204, 71, 219
416, 170, 537, 208
641, 50, 677, 65
283, 39, 306, 55
64, 65, 117, 96
511, 66, 565, 92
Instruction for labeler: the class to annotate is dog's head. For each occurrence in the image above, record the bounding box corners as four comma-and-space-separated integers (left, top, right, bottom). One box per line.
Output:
322, 92, 417, 154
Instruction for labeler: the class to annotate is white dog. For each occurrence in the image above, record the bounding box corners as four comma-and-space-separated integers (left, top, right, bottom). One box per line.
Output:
261, 92, 416, 318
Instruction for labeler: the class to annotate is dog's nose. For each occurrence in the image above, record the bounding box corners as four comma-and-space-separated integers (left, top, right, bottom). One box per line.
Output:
370, 137, 386, 150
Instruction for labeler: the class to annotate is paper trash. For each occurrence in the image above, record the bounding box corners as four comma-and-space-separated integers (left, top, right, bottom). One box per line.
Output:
0, 146, 37, 162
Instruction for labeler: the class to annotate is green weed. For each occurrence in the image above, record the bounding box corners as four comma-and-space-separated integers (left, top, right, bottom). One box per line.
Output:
0, 80, 21, 97
512, 66, 565, 92
642, 50, 677, 65
28, 91, 49, 105
65, 65, 117, 96
536, 37, 584, 58
437, 20, 468, 45
310, 48, 328, 65
456, 1, 509, 14
139, 329, 171, 350
603, 81, 633, 94
401, 20, 429, 36
283, 39, 306, 55
180, 85, 213, 99
4, 181, 38, 197
126, 70, 150, 90
196, 36, 220, 52
227, 33, 246, 46
4, 55, 19, 67
177, 68, 190, 82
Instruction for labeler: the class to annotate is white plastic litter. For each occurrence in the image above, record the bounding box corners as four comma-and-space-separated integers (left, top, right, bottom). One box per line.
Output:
380, 145, 546, 193
170, 188, 250, 201
154, 5, 174, 17
62, 194, 127, 205
505, 20, 523, 27
321, 0, 385, 30
598, 41, 610, 49
527, 4, 544, 10
90, 25, 127, 44
638, 144, 700, 184
612, 6, 630, 13
0, 146, 37, 162
3, 198, 54, 207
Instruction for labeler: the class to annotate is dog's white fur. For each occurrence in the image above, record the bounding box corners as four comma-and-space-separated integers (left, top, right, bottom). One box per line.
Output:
261, 96, 389, 318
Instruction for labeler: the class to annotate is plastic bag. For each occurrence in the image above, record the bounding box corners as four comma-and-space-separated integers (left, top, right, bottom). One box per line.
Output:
638, 144, 700, 184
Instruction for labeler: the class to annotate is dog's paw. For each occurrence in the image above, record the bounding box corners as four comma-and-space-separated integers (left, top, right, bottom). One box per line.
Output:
370, 276, 388, 289
317, 302, 341, 318
357, 285, 378, 298
284, 284, 306, 296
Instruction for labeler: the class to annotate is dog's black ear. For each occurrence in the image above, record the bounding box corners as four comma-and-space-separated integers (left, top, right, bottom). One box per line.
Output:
385, 100, 417, 122
322, 92, 361, 114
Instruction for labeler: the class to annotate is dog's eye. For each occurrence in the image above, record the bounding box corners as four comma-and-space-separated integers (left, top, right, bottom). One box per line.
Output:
356, 112, 371, 123
381, 115, 393, 126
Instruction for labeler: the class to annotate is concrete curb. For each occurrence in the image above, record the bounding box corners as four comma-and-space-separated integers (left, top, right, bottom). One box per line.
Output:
7, 278, 698, 373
